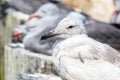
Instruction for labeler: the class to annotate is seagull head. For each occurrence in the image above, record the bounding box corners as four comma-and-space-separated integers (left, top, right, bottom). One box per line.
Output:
34, 3, 60, 17
42, 15, 87, 40
12, 25, 27, 38
29, 3, 60, 19
67, 11, 88, 20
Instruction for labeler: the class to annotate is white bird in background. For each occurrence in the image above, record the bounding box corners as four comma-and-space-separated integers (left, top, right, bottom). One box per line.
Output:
12, 3, 61, 43
44, 16, 120, 80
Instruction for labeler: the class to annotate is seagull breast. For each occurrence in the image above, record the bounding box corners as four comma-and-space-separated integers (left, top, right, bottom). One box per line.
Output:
52, 35, 120, 80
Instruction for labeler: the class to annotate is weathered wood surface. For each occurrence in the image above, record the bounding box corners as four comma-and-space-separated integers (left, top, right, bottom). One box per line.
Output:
5, 45, 56, 80
0, 9, 20, 80
16, 73, 61, 80
0, 6, 22, 80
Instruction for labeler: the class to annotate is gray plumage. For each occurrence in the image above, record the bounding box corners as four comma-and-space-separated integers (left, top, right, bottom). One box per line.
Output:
22, 3, 72, 54
12, 3, 62, 43
23, 13, 64, 55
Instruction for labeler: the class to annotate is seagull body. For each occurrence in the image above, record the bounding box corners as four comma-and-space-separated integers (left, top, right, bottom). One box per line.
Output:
53, 35, 120, 80
23, 14, 62, 54
86, 19, 120, 50
23, 27, 53, 54
44, 16, 120, 80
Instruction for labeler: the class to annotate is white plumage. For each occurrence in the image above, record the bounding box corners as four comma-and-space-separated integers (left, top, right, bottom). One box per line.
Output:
53, 35, 120, 80
45, 15, 120, 80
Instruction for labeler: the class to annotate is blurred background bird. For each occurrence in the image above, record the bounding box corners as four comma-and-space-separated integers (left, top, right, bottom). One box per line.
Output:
11, 2, 72, 43
110, 0, 120, 29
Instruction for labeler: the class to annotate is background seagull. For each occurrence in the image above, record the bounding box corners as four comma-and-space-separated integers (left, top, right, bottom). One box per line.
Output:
109, 0, 120, 29
12, 3, 61, 43
23, 26, 54, 55
22, 11, 64, 55
44, 16, 120, 80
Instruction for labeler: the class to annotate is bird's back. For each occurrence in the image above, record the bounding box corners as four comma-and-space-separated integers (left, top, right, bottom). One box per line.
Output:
85, 19, 120, 50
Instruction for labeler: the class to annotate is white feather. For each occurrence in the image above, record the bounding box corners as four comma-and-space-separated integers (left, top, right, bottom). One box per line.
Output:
52, 15, 120, 80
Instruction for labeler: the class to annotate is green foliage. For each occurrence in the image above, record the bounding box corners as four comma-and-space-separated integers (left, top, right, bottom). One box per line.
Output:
0, 43, 4, 80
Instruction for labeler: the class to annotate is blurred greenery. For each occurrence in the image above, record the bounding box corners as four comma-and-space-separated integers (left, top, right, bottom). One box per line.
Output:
0, 43, 4, 80
0, 22, 4, 80
0, 14, 20, 80
0, 0, 6, 79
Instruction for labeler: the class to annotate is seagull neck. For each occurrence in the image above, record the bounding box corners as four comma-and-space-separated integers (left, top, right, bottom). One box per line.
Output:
79, 34, 88, 37
52, 38, 64, 49
69, 34, 88, 38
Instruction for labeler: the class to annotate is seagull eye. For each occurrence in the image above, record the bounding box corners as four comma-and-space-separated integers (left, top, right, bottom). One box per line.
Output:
67, 25, 74, 29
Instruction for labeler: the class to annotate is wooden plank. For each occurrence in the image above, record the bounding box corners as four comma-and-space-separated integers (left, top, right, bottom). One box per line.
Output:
16, 73, 61, 80
4, 46, 55, 80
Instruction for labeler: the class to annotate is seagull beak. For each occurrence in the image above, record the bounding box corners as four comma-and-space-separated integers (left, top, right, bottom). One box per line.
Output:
29, 13, 40, 20
113, 9, 119, 14
12, 31, 23, 38
41, 30, 59, 40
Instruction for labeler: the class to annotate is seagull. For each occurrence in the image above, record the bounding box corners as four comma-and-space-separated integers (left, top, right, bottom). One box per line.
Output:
12, 3, 61, 43
23, 13, 62, 55
110, 0, 120, 29
23, 26, 53, 55
44, 16, 120, 80
67, 11, 120, 50
19, 7, 71, 54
